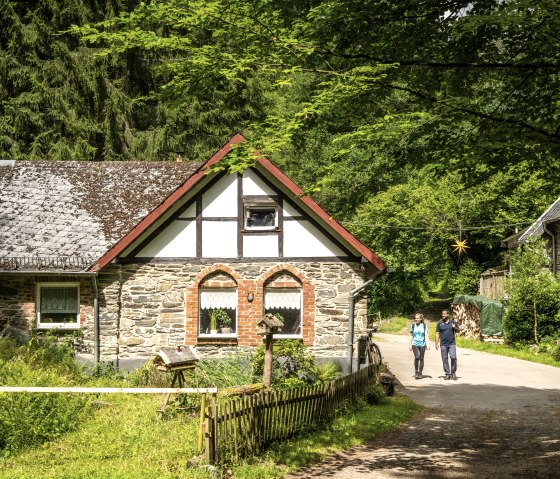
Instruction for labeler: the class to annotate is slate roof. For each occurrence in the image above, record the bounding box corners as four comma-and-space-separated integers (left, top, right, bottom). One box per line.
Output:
0, 160, 202, 271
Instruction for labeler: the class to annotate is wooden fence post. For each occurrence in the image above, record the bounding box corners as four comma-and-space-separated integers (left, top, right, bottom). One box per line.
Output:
198, 393, 206, 455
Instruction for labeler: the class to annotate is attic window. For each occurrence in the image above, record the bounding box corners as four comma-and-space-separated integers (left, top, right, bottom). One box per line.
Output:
244, 199, 278, 230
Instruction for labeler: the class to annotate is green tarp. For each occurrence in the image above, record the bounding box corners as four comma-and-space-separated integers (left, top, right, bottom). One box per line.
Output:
452, 294, 503, 336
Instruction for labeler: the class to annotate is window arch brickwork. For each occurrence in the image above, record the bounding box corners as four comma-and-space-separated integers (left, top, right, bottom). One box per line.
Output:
186, 264, 241, 344
185, 263, 315, 347
257, 265, 315, 345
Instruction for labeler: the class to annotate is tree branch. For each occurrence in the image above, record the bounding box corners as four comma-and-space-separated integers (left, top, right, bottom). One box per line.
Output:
379, 82, 560, 142
316, 49, 560, 70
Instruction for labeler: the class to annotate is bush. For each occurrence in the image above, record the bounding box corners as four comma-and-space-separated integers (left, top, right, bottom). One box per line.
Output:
448, 258, 482, 297
537, 334, 560, 361
363, 383, 387, 405
252, 340, 339, 389
503, 239, 560, 344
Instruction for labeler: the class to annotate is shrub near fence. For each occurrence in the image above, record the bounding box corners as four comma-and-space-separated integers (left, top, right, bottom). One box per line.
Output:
204, 363, 379, 465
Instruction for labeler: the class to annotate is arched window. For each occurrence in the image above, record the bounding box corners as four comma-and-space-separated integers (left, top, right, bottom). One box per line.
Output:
264, 272, 302, 337
198, 272, 237, 337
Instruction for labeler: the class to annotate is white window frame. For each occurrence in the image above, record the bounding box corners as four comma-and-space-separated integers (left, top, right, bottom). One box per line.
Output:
198, 287, 238, 338
36, 282, 80, 330
244, 202, 278, 231
264, 287, 303, 339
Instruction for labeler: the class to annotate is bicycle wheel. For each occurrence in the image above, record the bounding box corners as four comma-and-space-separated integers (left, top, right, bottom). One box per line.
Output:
368, 341, 382, 367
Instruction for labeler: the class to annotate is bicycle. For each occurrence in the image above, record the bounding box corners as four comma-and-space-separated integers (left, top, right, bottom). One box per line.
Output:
366, 328, 383, 368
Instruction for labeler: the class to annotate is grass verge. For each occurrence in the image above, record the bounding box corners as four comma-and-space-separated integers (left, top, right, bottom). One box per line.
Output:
229, 394, 421, 478
455, 337, 560, 367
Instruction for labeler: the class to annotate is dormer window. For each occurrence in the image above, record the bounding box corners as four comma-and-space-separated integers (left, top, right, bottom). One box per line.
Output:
244, 197, 278, 230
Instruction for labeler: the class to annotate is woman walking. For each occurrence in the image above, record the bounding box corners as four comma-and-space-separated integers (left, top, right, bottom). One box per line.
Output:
409, 313, 430, 379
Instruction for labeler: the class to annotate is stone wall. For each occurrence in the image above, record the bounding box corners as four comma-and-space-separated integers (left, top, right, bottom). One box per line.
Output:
95, 261, 369, 363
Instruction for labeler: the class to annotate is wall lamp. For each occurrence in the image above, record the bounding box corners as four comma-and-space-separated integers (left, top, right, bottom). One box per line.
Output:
246, 292, 255, 303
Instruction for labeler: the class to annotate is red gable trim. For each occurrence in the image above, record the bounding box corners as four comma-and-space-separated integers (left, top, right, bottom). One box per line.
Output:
90, 133, 385, 273
254, 157, 385, 272
90, 133, 246, 272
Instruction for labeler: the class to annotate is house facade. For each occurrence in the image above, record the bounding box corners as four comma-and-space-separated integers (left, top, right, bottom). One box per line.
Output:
0, 135, 385, 370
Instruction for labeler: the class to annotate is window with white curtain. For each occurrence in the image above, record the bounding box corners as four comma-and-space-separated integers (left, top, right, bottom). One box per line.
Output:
36, 283, 80, 329
264, 288, 302, 336
199, 288, 237, 336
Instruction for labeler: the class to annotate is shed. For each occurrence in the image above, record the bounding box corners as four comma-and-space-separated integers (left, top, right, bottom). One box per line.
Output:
452, 294, 503, 338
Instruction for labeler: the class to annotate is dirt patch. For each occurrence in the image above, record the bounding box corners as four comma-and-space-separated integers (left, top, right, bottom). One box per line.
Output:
287, 405, 560, 478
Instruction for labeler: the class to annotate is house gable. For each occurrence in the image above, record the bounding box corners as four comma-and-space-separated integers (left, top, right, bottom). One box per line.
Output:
127, 167, 348, 262
92, 134, 385, 274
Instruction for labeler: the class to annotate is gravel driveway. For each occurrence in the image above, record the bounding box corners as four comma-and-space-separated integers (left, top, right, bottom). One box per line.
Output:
288, 333, 560, 478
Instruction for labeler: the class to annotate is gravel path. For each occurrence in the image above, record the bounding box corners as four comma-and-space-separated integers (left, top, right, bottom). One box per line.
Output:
287, 334, 560, 478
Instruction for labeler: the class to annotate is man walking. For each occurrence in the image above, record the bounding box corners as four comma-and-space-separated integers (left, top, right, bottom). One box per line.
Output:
435, 309, 460, 380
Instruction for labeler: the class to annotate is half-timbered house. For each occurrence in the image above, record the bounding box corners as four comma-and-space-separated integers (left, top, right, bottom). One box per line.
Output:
0, 134, 385, 370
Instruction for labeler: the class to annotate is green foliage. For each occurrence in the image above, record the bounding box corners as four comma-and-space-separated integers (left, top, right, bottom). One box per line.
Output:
0, 337, 90, 455
537, 335, 560, 362
502, 238, 560, 344
448, 258, 483, 297
369, 268, 427, 317
363, 383, 387, 406
252, 340, 338, 388
185, 356, 254, 389
209, 308, 231, 330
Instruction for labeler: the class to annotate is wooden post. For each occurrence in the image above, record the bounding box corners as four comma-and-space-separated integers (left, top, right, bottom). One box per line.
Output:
263, 332, 273, 391
205, 393, 218, 465
198, 393, 206, 455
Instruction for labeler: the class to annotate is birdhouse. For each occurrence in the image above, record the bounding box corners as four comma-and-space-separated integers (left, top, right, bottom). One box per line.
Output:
257, 313, 284, 335
153, 345, 200, 372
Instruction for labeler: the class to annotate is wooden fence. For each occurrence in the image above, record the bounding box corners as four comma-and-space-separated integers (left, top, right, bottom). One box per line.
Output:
203, 363, 379, 465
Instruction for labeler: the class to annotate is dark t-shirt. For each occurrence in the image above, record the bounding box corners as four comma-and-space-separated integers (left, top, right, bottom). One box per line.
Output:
436, 320, 459, 346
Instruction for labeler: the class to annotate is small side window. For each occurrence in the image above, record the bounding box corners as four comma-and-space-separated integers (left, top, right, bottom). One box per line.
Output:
37, 283, 80, 329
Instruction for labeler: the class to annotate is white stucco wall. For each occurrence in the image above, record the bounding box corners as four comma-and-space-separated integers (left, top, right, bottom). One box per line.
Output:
284, 220, 344, 257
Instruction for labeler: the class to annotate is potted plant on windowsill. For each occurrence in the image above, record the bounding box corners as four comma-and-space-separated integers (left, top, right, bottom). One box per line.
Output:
209, 308, 232, 334
218, 309, 233, 334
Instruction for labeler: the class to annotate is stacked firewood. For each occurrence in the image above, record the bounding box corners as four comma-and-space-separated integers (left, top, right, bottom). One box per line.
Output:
451, 303, 482, 340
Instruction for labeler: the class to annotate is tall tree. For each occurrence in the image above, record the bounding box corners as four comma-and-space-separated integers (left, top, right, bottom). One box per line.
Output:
21, 0, 560, 309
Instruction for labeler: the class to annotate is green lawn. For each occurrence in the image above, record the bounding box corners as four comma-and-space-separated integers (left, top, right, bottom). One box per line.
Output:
379, 316, 560, 368
0, 394, 205, 479
0, 391, 420, 479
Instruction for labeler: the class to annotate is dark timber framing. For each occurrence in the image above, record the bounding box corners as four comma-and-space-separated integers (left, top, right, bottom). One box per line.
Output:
125, 163, 358, 262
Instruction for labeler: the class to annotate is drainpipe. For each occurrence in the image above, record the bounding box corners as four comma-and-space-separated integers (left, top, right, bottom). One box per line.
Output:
92, 275, 100, 363
347, 279, 373, 375
543, 223, 556, 275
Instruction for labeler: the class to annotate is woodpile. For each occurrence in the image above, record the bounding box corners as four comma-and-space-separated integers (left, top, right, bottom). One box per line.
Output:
452, 303, 482, 340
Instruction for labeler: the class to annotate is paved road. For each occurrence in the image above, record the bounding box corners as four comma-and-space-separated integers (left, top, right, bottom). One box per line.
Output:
375, 333, 560, 410
288, 334, 560, 478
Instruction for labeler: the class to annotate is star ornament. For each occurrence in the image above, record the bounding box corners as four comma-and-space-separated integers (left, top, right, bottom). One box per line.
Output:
452, 239, 469, 255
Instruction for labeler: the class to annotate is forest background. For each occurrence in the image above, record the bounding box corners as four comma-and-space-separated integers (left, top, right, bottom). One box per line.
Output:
2, 0, 560, 317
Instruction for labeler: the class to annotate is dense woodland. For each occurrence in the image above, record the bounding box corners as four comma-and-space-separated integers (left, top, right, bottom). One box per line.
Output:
2, 0, 560, 315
